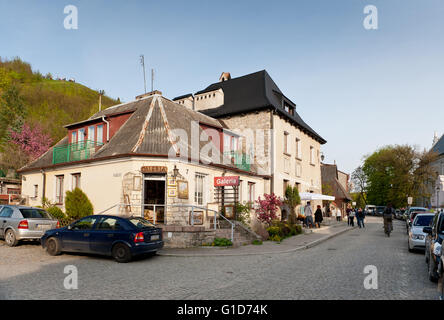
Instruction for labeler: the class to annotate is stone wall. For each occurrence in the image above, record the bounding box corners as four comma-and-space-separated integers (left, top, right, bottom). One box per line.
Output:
162, 225, 216, 248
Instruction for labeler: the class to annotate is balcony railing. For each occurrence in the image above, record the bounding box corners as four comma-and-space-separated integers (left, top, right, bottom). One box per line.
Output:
223, 151, 251, 172
52, 140, 104, 164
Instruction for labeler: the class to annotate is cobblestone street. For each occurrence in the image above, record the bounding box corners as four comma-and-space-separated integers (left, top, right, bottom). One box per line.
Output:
0, 217, 438, 300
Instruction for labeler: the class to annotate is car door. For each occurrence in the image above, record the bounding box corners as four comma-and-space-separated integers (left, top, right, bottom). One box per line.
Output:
61, 216, 98, 252
89, 217, 126, 255
0, 206, 13, 237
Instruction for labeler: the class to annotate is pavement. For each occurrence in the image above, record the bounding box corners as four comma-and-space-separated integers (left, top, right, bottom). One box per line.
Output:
158, 220, 356, 257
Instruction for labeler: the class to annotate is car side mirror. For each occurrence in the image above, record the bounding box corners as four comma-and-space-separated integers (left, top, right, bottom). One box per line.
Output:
67, 225, 72, 230
423, 226, 432, 234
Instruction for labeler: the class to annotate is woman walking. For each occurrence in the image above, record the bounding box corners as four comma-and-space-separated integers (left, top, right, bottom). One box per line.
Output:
349, 209, 355, 226
315, 205, 323, 228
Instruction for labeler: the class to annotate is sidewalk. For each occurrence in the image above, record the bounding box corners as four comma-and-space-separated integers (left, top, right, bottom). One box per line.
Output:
158, 221, 357, 257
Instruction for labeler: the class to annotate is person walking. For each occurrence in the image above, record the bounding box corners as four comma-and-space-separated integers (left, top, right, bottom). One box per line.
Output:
315, 205, 323, 228
304, 201, 314, 228
349, 208, 355, 226
336, 207, 342, 222
357, 208, 365, 228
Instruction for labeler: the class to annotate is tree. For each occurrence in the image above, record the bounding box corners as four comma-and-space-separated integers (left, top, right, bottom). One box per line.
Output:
284, 185, 301, 224
65, 188, 94, 219
0, 85, 27, 149
9, 122, 52, 160
255, 193, 282, 226
362, 144, 437, 208
351, 166, 367, 205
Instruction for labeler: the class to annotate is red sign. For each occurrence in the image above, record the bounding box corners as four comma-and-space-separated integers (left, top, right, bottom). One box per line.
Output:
214, 176, 240, 187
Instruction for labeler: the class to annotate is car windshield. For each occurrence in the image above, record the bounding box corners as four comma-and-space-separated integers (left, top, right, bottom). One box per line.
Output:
414, 215, 433, 226
128, 217, 155, 229
20, 208, 51, 219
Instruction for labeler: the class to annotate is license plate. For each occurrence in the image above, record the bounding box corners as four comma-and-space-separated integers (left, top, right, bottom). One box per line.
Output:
37, 224, 51, 231
151, 234, 160, 241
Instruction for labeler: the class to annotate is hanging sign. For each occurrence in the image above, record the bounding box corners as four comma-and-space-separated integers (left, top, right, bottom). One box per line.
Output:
214, 176, 240, 187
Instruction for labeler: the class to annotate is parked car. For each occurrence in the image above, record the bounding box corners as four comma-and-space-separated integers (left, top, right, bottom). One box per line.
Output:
408, 213, 434, 252
364, 205, 376, 216
423, 211, 444, 282
405, 207, 428, 233
375, 206, 386, 216
0, 205, 59, 247
41, 215, 164, 263
395, 209, 403, 220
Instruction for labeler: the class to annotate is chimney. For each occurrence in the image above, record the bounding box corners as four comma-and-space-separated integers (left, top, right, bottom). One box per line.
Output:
433, 131, 439, 146
135, 90, 162, 100
219, 72, 231, 82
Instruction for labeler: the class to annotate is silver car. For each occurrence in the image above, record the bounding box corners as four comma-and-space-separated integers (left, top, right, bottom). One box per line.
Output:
408, 213, 435, 252
0, 205, 59, 247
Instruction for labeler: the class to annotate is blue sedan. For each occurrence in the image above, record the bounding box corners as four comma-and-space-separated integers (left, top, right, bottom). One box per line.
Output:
41, 215, 163, 262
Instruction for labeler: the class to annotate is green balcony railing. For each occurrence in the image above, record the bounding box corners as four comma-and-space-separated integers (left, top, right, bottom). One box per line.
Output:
223, 151, 251, 172
52, 140, 104, 164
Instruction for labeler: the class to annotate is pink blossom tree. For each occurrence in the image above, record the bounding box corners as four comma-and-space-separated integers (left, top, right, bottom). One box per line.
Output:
9, 123, 52, 161
255, 193, 283, 226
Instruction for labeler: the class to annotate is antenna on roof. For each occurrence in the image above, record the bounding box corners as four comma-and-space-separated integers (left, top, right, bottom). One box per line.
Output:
98, 90, 104, 111
140, 55, 147, 94
151, 68, 154, 92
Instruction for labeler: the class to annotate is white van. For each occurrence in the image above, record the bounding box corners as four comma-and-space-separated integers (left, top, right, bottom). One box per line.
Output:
365, 205, 376, 216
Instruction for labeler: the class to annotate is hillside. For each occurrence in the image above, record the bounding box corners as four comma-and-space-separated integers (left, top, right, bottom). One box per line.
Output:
0, 57, 120, 172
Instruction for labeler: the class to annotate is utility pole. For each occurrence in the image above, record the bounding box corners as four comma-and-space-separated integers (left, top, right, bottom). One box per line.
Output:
140, 55, 147, 94
151, 68, 154, 92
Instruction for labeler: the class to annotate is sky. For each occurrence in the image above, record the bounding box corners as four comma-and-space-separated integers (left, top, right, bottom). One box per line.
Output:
1, 0, 443, 174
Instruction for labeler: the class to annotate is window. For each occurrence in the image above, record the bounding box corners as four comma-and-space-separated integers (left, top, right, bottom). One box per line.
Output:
248, 182, 255, 203
284, 132, 289, 154
78, 128, 85, 143
97, 125, 104, 143
283, 179, 289, 196
88, 126, 95, 142
296, 163, 302, 177
71, 131, 77, 143
97, 217, 123, 230
0, 207, 13, 218
195, 173, 206, 205
71, 216, 98, 230
296, 138, 302, 159
239, 180, 243, 202
72, 173, 81, 190
20, 209, 50, 219
33, 185, 38, 198
55, 175, 64, 204
310, 146, 315, 165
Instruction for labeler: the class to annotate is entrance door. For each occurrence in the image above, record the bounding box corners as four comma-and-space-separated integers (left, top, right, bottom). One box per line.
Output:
143, 174, 166, 224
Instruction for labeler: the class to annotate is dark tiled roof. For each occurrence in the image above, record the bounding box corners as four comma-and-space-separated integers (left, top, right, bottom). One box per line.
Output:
321, 164, 352, 201
432, 135, 444, 156
197, 70, 326, 144
172, 93, 193, 101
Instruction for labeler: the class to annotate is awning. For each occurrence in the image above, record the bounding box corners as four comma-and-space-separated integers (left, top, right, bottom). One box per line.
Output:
300, 192, 335, 201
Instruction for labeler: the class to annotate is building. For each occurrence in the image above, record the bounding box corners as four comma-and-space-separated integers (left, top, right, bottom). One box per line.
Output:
19, 70, 326, 246
174, 70, 327, 217
321, 163, 351, 217
0, 176, 22, 204
428, 132, 444, 208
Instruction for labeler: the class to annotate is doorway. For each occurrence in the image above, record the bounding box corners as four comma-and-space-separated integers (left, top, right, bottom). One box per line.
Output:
142, 174, 166, 224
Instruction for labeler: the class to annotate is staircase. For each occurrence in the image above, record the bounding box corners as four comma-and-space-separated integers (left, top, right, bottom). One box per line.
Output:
216, 220, 261, 247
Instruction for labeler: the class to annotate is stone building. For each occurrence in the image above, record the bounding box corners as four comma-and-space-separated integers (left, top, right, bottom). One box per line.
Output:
321, 163, 351, 218
428, 132, 444, 208
174, 70, 327, 218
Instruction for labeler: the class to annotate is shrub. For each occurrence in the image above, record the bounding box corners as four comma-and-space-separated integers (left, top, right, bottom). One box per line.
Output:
65, 188, 93, 220
212, 238, 233, 247
267, 221, 302, 241
252, 239, 263, 245
46, 206, 65, 220
269, 234, 282, 242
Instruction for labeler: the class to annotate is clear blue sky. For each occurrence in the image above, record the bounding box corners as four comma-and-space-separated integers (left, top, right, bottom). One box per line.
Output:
1, 0, 443, 174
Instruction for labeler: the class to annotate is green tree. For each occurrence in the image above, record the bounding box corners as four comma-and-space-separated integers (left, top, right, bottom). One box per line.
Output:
284, 185, 301, 224
0, 85, 27, 148
65, 188, 94, 219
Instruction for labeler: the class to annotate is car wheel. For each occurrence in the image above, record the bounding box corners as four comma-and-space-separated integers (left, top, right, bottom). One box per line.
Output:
5, 229, 18, 247
46, 237, 61, 256
429, 257, 439, 283
112, 243, 132, 263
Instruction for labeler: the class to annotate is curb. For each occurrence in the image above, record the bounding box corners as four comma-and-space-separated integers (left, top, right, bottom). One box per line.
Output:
157, 225, 358, 257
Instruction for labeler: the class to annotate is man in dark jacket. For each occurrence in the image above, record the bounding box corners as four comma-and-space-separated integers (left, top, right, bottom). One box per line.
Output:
383, 204, 394, 233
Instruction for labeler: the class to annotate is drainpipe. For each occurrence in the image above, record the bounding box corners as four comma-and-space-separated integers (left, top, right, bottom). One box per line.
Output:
270, 110, 274, 194
41, 169, 46, 203
102, 116, 110, 142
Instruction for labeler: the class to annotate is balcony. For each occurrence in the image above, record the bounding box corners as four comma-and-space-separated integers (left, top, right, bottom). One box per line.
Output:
223, 151, 251, 172
52, 140, 104, 164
